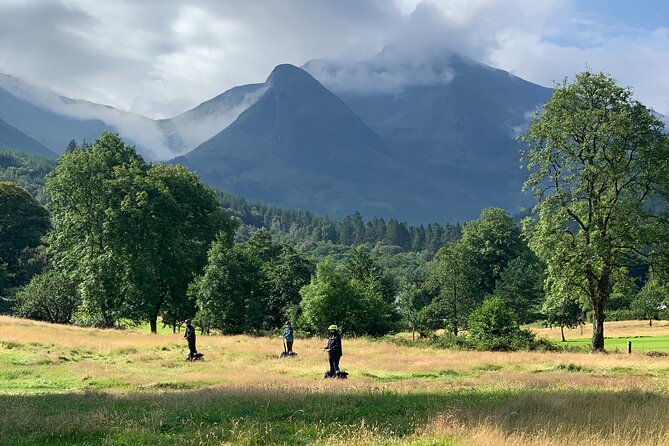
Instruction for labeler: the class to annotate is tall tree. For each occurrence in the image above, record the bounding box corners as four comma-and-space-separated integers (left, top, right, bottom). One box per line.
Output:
191, 237, 263, 334
422, 241, 476, 335
494, 254, 545, 326
133, 164, 235, 333
459, 208, 526, 301
522, 71, 669, 351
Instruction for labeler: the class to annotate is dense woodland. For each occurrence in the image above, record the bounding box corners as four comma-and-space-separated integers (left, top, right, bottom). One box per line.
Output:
2, 72, 669, 351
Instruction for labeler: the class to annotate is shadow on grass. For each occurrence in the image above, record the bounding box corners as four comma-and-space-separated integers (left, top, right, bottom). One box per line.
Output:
1, 387, 668, 445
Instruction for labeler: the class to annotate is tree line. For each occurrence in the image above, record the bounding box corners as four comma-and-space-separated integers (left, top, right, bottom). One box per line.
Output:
220, 192, 462, 253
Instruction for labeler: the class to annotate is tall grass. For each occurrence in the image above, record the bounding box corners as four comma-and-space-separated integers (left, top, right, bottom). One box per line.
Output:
2, 316, 669, 445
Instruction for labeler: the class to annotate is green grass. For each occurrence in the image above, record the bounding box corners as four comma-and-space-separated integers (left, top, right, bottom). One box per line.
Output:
556, 335, 669, 351
1, 387, 668, 446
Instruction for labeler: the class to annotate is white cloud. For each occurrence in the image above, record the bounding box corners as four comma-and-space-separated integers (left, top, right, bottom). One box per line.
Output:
0, 0, 667, 120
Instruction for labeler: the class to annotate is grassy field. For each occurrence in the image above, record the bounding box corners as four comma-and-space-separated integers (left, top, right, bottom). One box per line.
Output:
2, 317, 669, 445
532, 320, 669, 351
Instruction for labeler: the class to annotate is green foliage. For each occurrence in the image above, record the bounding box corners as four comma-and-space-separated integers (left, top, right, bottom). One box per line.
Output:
542, 291, 584, 341
191, 237, 264, 334
397, 278, 431, 338
0, 148, 56, 203
0, 181, 50, 297
191, 229, 314, 333
421, 241, 477, 335
468, 296, 535, 351
300, 249, 398, 336
459, 208, 526, 300
218, 190, 461, 254
12, 269, 79, 323
494, 254, 545, 325
46, 132, 233, 330
521, 71, 669, 351
633, 278, 668, 325
245, 229, 314, 328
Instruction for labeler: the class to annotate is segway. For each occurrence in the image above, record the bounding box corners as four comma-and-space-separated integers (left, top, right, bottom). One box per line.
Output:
279, 340, 297, 358
186, 352, 204, 362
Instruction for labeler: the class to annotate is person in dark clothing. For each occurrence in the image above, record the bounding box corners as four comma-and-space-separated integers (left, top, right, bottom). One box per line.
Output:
282, 321, 294, 354
184, 319, 197, 361
323, 324, 342, 377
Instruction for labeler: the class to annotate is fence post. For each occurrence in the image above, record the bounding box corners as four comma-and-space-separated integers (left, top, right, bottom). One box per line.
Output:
627, 341, 632, 355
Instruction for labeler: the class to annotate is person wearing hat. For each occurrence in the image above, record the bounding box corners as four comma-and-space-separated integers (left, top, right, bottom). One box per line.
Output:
184, 319, 197, 361
323, 324, 342, 377
282, 321, 294, 355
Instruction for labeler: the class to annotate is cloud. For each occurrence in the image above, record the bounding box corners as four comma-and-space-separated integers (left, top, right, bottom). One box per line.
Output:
0, 0, 667, 122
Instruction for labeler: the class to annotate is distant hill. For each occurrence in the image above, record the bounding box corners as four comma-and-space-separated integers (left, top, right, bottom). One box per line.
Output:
0, 117, 56, 158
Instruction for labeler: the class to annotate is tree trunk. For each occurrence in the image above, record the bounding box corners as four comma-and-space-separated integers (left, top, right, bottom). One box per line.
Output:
649, 318, 653, 327
591, 306, 605, 352
452, 282, 458, 336
560, 325, 565, 342
150, 315, 158, 334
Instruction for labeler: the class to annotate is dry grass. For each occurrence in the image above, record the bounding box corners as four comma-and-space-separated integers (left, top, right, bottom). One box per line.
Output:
3, 315, 669, 445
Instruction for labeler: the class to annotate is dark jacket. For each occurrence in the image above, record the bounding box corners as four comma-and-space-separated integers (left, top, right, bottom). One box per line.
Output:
283, 325, 294, 342
326, 332, 342, 357
184, 325, 196, 344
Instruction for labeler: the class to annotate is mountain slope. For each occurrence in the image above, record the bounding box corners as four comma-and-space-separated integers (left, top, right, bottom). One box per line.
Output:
0, 74, 171, 160
0, 117, 56, 158
176, 64, 413, 217
158, 83, 266, 154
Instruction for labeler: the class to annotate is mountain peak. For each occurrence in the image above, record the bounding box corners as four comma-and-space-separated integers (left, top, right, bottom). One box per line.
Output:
266, 64, 322, 90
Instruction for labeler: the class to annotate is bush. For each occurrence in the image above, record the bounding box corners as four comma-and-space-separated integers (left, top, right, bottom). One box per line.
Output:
468, 296, 537, 351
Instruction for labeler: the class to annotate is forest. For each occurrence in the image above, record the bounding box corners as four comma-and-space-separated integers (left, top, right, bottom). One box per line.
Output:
2, 72, 669, 352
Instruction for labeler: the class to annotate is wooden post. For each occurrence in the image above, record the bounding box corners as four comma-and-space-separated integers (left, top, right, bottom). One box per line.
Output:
627, 341, 632, 355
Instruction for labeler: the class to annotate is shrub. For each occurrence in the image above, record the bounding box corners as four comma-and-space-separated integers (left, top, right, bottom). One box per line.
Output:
468, 296, 537, 351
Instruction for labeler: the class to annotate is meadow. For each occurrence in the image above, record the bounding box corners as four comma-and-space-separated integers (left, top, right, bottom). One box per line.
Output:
2, 316, 669, 445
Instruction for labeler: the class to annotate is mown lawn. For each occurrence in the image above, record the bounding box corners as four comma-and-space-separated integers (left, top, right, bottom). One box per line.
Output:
2, 316, 669, 445
555, 335, 669, 351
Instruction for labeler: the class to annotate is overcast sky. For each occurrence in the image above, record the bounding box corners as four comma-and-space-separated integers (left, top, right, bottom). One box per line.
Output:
1, 0, 667, 119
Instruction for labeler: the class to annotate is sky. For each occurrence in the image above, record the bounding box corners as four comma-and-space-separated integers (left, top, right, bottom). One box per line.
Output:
0, 0, 667, 119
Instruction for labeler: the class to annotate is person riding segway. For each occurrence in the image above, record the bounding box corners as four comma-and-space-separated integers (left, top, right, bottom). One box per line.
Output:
184, 319, 203, 361
323, 325, 347, 378
280, 321, 296, 358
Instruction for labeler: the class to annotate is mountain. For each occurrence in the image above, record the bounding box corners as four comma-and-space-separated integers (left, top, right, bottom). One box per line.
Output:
176, 64, 415, 217
0, 75, 111, 153
304, 49, 552, 170
177, 52, 553, 222
0, 117, 56, 157
1, 49, 555, 222
0, 74, 171, 160
158, 83, 266, 155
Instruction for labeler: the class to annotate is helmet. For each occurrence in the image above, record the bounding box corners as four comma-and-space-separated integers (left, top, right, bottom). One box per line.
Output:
328, 324, 338, 331
184, 319, 191, 324
285, 321, 291, 325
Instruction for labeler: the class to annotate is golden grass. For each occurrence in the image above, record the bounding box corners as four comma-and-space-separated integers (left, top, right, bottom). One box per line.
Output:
3, 315, 669, 445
